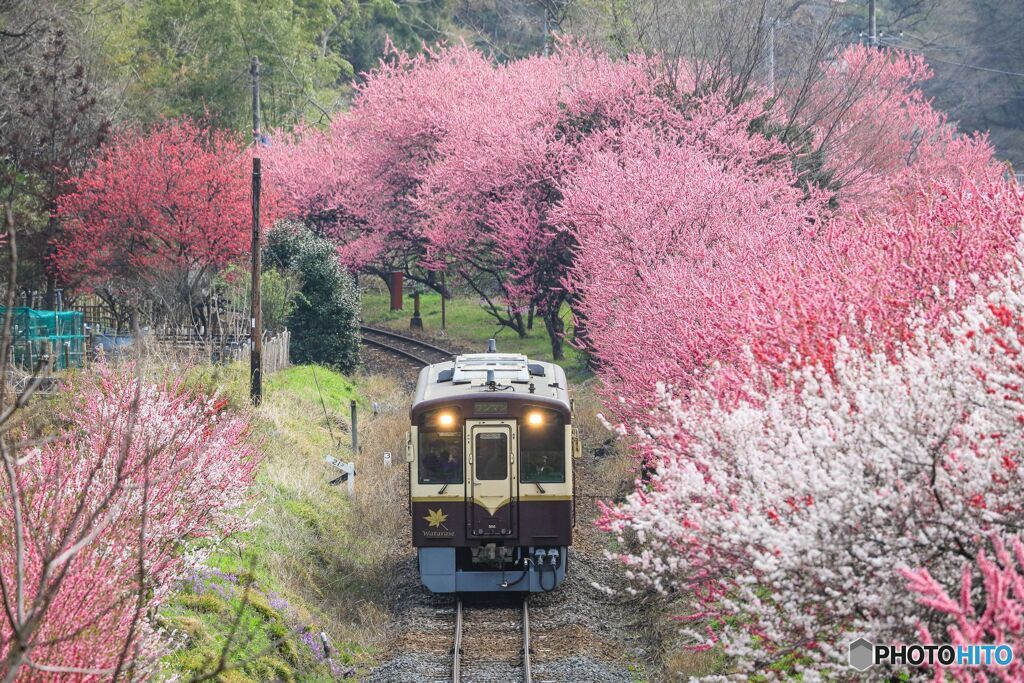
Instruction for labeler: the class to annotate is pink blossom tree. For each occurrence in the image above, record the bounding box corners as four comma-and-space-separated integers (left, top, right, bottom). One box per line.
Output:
558, 42, 1010, 422
793, 44, 999, 210
0, 365, 260, 680
411, 44, 665, 353
902, 535, 1024, 682
268, 40, 1001, 365
557, 123, 822, 419
565, 153, 1021, 424
267, 45, 497, 301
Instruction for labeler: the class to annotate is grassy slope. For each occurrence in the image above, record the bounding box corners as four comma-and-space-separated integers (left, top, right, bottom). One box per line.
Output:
159, 363, 382, 682
360, 291, 593, 383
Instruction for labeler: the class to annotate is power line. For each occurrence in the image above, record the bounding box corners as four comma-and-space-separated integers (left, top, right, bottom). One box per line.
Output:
881, 38, 1024, 79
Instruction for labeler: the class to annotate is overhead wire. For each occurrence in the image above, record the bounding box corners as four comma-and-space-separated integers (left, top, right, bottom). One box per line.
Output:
879, 37, 1024, 79
311, 365, 336, 445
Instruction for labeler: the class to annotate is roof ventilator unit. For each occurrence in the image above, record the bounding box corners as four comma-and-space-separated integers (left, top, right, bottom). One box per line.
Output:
445, 351, 534, 388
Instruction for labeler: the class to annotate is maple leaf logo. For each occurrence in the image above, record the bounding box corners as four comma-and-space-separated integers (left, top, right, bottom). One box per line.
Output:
423, 508, 449, 529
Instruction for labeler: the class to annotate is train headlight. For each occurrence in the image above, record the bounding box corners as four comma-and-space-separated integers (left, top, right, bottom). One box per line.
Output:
438, 412, 455, 428
526, 411, 544, 426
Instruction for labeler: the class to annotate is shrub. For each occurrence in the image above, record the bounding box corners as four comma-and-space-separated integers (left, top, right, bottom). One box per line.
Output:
272, 223, 360, 372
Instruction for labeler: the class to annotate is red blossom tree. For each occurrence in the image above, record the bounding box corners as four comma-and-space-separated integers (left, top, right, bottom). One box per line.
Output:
54, 118, 268, 327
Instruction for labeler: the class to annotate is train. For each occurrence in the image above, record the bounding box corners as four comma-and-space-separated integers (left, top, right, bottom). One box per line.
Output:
406, 340, 578, 593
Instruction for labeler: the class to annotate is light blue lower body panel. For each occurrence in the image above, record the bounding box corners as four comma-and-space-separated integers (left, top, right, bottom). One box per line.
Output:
419, 548, 457, 592
418, 547, 567, 593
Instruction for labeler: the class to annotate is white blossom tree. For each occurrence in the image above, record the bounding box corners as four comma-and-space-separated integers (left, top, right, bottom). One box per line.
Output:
600, 237, 1024, 678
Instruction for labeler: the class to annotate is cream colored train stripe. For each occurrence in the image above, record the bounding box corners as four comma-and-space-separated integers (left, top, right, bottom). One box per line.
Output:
411, 495, 572, 503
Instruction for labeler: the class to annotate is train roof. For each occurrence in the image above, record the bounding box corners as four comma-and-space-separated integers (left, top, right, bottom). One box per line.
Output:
412, 349, 571, 413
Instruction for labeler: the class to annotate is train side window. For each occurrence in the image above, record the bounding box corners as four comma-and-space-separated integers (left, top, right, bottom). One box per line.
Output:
418, 409, 463, 485
520, 409, 566, 483
475, 433, 508, 480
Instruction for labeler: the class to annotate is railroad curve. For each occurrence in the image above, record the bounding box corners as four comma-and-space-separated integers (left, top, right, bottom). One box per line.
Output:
360, 325, 455, 367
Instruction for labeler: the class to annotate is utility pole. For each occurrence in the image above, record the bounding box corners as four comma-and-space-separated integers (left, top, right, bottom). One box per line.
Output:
542, 4, 549, 57
250, 56, 263, 406
868, 0, 878, 47
251, 56, 261, 143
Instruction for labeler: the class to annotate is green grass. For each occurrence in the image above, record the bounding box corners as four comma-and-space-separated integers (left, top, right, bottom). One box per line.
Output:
158, 363, 376, 682
268, 364, 362, 408
361, 291, 593, 382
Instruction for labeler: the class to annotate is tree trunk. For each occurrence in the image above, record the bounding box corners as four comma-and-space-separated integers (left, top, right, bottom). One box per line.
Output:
544, 309, 564, 361
527, 302, 535, 330
458, 270, 526, 337
513, 311, 527, 338
570, 308, 598, 370
1, 640, 28, 683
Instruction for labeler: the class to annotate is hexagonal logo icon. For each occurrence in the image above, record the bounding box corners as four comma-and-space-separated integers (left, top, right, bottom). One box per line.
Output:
848, 637, 875, 671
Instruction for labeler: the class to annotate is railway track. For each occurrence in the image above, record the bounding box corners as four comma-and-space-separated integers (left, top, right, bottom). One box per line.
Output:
360, 325, 454, 366
452, 596, 532, 683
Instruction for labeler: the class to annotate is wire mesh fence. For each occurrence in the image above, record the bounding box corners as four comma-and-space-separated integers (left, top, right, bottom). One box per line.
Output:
0, 307, 86, 370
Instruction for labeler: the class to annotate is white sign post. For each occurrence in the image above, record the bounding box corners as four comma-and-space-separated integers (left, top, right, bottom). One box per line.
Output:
383, 451, 392, 467
325, 455, 356, 496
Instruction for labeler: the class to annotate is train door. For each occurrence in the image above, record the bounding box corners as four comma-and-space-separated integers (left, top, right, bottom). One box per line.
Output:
465, 420, 516, 537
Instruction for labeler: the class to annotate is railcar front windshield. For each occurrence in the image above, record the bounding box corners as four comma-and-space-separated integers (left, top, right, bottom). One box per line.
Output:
475, 433, 508, 480
520, 408, 566, 483
418, 408, 463, 484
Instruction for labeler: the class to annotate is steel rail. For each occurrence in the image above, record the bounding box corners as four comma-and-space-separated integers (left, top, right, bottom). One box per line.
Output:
451, 597, 531, 683
359, 325, 454, 367
522, 596, 532, 683
452, 597, 463, 683
359, 334, 436, 367
359, 325, 454, 357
